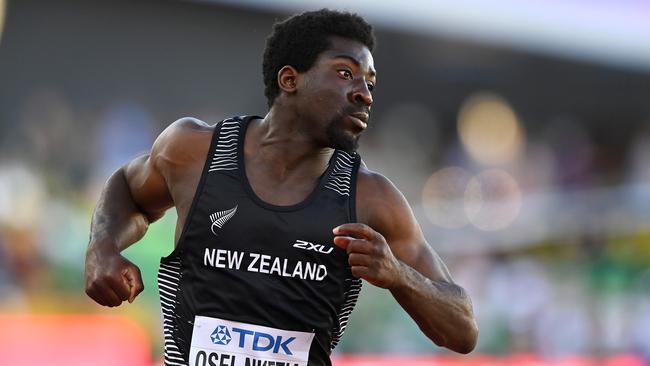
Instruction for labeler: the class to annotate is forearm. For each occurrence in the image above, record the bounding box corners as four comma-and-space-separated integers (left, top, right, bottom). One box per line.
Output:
389, 262, 478, 354
89, 167, 154, 253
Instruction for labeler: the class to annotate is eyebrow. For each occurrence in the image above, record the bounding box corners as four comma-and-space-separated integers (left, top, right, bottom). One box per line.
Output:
333, 54, 376, 78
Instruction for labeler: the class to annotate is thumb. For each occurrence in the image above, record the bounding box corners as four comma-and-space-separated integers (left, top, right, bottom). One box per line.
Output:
123, 266, 144, 303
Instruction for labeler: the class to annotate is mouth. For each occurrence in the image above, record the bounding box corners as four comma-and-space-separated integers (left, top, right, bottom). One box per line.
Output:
349, 112, 369, 130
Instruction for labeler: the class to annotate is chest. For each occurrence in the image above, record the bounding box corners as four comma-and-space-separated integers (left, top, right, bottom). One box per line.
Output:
197, 197, 347, 261
244, 171, 318, 208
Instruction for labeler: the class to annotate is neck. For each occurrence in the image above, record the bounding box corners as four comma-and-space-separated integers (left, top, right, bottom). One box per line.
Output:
246, 106, 334, 177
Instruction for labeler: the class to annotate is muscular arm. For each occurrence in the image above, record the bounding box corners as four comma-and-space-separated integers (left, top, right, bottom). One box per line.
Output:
85, 154, 170, 306
333, 168, 478, 353
85, 117, 211, 307
89, 155, 171, 252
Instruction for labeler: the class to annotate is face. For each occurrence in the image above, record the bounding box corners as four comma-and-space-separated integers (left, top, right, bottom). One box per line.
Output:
295, 37, 377, 152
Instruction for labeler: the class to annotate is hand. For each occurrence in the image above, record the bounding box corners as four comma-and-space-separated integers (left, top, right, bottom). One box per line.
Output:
333, 223, 402, 289
84, 246, 144, 307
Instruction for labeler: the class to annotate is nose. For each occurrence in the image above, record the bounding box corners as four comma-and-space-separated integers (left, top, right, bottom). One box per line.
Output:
349, 81, 373, 107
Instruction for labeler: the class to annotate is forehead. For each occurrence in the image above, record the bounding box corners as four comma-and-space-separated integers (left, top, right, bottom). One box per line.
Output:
318, 36, 375, 71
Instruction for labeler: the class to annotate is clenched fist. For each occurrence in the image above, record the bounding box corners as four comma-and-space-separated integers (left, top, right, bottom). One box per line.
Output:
333, 223, 402, 289
85, 246, 144, 307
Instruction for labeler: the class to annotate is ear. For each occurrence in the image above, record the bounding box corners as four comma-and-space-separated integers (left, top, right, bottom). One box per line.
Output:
277, 66, 299, 94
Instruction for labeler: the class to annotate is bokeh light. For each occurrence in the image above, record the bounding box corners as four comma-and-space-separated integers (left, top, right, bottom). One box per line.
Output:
422, 167, 473, 229
458, 92, 525, 165
464, 169, 522, 231
423, 167, 523, 231
0, 163, 46, 229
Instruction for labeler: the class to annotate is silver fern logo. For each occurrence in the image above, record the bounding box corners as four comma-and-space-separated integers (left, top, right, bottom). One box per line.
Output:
209, 205, 238, 235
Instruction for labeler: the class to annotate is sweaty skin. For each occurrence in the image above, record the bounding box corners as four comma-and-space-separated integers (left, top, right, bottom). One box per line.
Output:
85, 37, 478, 354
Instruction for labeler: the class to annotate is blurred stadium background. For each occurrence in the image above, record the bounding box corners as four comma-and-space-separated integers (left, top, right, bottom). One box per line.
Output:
1, 0, 650, 365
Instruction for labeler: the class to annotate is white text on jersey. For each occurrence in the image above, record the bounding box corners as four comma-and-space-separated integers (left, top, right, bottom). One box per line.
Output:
203, 248, 328, 281
292, 240, 334, 254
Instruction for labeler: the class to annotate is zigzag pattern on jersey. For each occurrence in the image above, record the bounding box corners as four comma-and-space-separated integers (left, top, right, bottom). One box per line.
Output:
324, 151, 356, 196
209, 118, 240, 172
158, 259, 186, 366
329, 277, 362, 350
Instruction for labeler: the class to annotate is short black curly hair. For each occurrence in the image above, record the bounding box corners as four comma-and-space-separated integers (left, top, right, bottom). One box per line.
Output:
262, 9, 375, 108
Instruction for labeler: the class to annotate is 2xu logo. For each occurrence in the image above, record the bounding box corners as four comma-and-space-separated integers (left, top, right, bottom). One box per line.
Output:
292, 240, 333, 254
211, 326, 296, 355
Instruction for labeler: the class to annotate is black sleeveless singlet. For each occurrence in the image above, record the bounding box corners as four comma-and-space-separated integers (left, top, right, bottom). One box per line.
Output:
157, 116, 362, 366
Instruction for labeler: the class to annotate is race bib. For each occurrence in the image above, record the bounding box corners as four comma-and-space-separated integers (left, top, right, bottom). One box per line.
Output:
189, 316, 315, 366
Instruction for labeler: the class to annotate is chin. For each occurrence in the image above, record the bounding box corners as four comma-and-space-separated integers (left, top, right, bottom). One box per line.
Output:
327, 126, 359, 152
326, 115, 360, 153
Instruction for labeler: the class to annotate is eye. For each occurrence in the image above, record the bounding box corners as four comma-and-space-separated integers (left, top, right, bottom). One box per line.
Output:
337, 69, 353, 80
367, 83, 375, 92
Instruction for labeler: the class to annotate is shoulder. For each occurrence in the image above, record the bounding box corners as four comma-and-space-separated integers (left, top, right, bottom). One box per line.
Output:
151, 117, 216, 169
156, 117, 214, 148
355, 163, 428, 261
356, 164, 411, 227
357, 165, 397, 200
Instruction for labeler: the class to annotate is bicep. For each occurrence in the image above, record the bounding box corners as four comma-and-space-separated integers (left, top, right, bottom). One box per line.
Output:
123, 117, 213, 222
123, 154, 173, 221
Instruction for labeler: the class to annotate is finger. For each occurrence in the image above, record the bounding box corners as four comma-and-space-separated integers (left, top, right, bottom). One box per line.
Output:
345, 239, 374, 255
108, 274, 131, 301
95, 284, 124, 307
351, 266, 369, 279
348, 253, 371, 267
333, 223, 376, 241
86, 282, 119, 307
124, 267, 144, 303
85, 286, 107, 305
333, 235, 353, 250
105, 286, 124, 307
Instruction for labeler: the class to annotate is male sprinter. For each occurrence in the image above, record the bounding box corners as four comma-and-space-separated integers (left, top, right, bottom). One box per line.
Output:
85, 9, 478, 366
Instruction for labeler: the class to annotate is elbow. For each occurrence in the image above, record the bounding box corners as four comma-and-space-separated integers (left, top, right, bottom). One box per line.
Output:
448, 319, 478, 354
424, 316, 478, 354
451, 288, 479, 354
433, 306, 479, 354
